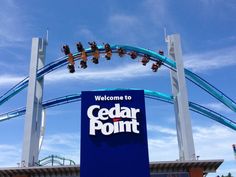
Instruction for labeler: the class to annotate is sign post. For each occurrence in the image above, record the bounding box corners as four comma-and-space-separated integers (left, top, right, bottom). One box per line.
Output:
80, 90, 150, 177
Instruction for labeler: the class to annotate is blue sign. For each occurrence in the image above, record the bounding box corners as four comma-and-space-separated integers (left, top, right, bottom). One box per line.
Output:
80, 90, 150, 177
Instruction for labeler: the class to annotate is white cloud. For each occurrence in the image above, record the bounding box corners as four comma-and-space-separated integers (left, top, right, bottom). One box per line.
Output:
148, 124, 236, 161
0, 63, 149, 87
40, 133, 80, 164
109, 14, 138, 28
0, 129, 143, 167
107, 14, 143, 43
0, 144, 21, 167
45, 62, 163, 83
147, 124, 236, 176
0, 60, 167, 87
184, 46, 236, 72
147, 124, 176, 136
75, 27, 99, 42
202, 102, 233, 114
0, 133, 80, 167
0, 124, 235, 175
0, 75, 25, 86
0, 0, 29, 47
142, 0, 180, 32
41, 133, 79, 151
143, 0, 168, 26
193, 125, 236, 161
148, 136, 179, 161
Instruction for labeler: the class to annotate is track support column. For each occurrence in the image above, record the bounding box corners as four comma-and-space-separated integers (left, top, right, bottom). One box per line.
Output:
167, 34, 196, 161
22, 38, 47, 167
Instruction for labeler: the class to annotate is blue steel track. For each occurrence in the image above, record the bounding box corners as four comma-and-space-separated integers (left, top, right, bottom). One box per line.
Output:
0, 45, 235, 130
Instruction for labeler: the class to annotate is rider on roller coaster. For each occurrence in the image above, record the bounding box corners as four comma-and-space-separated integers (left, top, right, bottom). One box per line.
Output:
88, 41, 100, 64
62, 45, 75, 73
104, 43, 112, 60
76, 42, 87, 69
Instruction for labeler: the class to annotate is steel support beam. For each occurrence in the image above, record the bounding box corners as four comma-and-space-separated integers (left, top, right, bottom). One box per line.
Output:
22, 38, 47, 167
167, 34, 196, 161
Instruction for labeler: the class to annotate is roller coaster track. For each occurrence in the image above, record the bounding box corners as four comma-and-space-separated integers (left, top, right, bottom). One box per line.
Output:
0, 45, 235, 130
0, 88, 236, 131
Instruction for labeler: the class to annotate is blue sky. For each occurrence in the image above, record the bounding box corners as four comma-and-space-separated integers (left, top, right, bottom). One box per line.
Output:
0, 0, 236, 175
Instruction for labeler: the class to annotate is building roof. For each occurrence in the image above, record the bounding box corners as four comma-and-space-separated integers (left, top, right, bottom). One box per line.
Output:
150, 159, 224, 174
0, 159, 223, 176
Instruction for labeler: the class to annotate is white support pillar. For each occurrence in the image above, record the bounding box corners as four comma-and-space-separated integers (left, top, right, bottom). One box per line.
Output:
22, 38, 47, 167
167, 34, 196, 161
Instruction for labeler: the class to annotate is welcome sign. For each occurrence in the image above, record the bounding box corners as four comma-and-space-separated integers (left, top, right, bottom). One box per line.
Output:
80, 90, 150, 177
